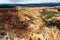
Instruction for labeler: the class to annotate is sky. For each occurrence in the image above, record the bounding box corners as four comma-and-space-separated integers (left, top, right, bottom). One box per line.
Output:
0, 0, 60, 4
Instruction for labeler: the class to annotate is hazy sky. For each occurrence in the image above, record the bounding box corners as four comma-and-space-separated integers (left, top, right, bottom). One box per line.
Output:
0, 0, 60, 4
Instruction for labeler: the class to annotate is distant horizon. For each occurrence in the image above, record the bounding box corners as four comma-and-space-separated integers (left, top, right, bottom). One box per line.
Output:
0, 3, 60, 7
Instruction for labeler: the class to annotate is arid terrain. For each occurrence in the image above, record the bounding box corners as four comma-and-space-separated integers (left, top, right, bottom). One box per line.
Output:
0, 6, 60, 40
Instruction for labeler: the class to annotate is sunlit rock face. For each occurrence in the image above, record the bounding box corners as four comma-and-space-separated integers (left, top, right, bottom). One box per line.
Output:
0, 6, 60, 40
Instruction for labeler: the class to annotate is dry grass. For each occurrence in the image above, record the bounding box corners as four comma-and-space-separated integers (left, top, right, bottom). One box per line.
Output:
0, 6, 60, 40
